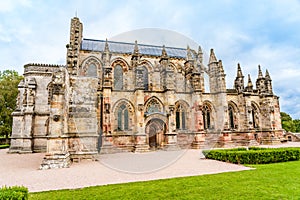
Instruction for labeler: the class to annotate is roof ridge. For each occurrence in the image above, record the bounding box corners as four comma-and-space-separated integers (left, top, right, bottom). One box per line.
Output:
82, 38, 187, 50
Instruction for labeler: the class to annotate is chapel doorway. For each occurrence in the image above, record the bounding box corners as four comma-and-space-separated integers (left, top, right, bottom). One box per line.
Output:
145, 118, 166, 150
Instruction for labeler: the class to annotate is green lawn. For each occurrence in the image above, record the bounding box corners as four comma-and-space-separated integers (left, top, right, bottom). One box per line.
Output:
30, 161, 300, 200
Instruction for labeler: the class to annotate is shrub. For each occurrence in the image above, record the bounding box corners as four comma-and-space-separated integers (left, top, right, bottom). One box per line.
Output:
0, 186, 28, 200
0, 144, 10, 149
203, 147, 300, 164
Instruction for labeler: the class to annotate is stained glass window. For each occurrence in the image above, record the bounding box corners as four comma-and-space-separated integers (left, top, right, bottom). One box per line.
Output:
114, 65, 123, 90
117, 104, 128, 131
86, 64, 97, 77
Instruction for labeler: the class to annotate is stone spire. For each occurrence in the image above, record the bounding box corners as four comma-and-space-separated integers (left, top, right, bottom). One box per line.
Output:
234, 63, 244, 93
256, 65, 266, 93
237, 63, 243, 77
265, 69, 271, 80
258, 65, 263, 79
209, 49, 218, 64
264, 69, 273, 94
245, 74, 253, 92
104, 38, 110, 52
103, 39, 111, 65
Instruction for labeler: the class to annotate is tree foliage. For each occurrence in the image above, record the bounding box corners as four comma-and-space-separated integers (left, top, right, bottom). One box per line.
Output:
0, 70, 23, 138
280, 112, 300, 132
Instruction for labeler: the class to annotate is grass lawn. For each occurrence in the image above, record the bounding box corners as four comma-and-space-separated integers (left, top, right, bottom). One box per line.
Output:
30, 161, 300, 200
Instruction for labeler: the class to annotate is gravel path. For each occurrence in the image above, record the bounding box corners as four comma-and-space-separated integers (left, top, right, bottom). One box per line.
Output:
3, 142, 299, 193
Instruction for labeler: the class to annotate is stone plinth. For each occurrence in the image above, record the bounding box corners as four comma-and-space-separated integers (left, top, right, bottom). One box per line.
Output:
192, 133, 206, 149
8, 137, 33, 153
134, 134, 149, 152
163, 133, 180, 151
40, 152, 71, 170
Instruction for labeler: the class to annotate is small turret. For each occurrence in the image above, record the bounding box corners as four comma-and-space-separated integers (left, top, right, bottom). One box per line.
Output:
234, 63, 244, 93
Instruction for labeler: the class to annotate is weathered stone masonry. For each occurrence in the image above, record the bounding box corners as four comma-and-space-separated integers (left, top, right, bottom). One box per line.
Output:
9, 17, 284, 169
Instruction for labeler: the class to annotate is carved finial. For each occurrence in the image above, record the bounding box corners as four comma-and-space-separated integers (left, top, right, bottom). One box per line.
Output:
258, 65, 263, 78
161, 45, 168, 58
265, 69, 271, 80
186, 45, 193, 60
133, 40, 139, 54
209, 48, 217, 64
104, 38, 110, 52
247, 74, 253, 87
237, 63, 243, 77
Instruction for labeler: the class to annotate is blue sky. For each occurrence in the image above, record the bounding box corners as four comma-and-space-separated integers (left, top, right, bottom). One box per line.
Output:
1, 0, 300, 118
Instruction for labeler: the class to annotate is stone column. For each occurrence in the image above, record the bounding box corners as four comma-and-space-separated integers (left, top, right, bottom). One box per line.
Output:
40, 72, 70, 169
134, 90, 149, 152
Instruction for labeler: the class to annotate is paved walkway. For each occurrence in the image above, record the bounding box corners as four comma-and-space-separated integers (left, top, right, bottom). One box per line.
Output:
1, 142, 299, 192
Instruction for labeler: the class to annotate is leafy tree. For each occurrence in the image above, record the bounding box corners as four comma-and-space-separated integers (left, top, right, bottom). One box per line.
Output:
0, 70, 23, 138
281, 112, 296, 132
294, 119, 300, 133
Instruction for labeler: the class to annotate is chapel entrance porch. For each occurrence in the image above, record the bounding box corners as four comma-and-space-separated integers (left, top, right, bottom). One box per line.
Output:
145, 118, 166, 150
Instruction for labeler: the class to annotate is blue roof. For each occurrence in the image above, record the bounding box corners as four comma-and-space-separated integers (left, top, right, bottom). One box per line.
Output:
81, 39, 195, 59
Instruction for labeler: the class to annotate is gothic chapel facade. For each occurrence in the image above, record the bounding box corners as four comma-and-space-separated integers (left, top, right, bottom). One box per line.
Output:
9, 17, 283, 169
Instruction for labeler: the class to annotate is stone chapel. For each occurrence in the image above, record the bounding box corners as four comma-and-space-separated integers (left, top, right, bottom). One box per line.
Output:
9, 17, 284, 169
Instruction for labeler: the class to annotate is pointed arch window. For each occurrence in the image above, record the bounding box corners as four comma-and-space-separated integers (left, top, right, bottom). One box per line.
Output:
203, 105, 211, 130
86, 64, 97, 77
146, 98, 161, 114
117, 104, 129, 131
228, 105, 235, 129
114, 65, 123, 90
176, 104, 186, 130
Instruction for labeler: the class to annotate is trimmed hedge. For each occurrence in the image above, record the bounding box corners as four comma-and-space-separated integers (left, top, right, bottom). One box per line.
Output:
0, 144, 9, 149
0, 186, 28, 200
203, 147, 300, 164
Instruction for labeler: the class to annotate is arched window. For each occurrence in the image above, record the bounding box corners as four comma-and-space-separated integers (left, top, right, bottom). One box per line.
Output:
114, 65, 123, 90
146, 98, 162, 114
176, 104, 186, 130
117, 104, 129, 131
228, 105, 235, 129
86, 64, 97, 77
203, 105, 211, 130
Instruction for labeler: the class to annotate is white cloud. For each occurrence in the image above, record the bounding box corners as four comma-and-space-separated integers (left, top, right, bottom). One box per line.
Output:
0, 0, 31, 13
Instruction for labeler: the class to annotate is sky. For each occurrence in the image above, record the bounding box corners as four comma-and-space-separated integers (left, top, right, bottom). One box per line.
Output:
1, 0, 300, 118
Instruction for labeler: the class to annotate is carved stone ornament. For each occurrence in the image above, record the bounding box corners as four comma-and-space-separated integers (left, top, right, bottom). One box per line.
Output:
138, 104, 144, 112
